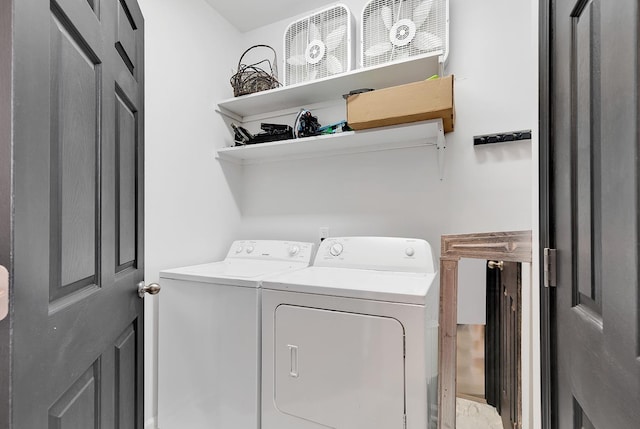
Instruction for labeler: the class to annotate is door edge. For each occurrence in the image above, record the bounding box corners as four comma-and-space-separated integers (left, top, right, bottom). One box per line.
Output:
539, 0, 558, 428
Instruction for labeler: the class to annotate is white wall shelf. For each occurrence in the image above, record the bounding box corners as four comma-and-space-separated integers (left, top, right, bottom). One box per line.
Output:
217, 53, 443, 122
216, 119, 447, 179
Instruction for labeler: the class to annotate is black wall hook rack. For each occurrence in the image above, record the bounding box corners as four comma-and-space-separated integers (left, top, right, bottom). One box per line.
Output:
473, 130, 532, 146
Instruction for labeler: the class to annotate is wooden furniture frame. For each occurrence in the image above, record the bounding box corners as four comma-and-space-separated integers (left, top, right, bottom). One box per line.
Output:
438, 230, 532, 429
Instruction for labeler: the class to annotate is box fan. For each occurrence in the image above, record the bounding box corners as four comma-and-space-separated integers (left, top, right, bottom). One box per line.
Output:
361, 0, 449, 68
284, 4, 354, 86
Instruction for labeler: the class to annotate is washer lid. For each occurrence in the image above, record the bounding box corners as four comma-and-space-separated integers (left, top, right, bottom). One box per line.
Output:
159, 259, 311, 288
261, 266, 437, 305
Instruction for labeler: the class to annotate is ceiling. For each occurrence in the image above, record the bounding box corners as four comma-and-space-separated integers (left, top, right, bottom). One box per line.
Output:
205, 0, 331, 33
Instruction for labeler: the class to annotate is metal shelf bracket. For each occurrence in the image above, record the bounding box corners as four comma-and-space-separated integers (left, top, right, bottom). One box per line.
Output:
434, 118, 446, 180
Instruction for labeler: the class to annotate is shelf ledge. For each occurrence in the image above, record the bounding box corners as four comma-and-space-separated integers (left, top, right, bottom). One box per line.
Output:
217, 53, 444, 121
216, 119, 447, 179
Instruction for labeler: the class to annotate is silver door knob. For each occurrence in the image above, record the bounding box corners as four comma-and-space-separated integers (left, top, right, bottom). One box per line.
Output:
138, 281, 161, 298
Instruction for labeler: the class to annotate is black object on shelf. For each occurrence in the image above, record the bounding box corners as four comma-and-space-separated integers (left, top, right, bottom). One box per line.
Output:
231, 122, 294, 146
294, 109, 321, 138
473, 130, 533, 146
231, 123, 253, 145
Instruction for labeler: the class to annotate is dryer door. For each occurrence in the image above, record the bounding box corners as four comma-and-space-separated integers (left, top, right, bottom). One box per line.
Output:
274, 305, 405, 428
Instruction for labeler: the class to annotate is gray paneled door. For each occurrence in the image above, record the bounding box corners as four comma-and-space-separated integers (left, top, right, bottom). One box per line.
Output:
550, 0, 640, 427
0, 0, 145, 427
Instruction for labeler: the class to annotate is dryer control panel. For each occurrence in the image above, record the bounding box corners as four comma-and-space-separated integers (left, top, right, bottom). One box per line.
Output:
226, 240, 314, 263
314, 236, 435, 273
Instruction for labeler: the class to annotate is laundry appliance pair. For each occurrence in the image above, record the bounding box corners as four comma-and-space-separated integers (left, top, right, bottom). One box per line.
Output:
158, 237, 439, 429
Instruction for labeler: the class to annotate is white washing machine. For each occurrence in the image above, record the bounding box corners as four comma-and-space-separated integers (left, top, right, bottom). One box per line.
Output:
261, 237, 439, 429
157, 240, 314, 429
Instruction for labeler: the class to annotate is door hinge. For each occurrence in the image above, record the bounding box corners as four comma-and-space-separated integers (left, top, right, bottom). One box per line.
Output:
543, 248, 557, 288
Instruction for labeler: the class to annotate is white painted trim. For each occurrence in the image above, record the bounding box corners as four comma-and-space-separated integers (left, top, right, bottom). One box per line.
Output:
144, 417, 157, 429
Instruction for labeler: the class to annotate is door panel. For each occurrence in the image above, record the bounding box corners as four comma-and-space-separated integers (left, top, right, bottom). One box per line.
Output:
48, 361, 100, 429
6, 0, 145, 427
550, 0, 640, 427
49, 6, 101, 301
86, 0, 98, 16
571, 0, 601, 314
116, 0, 138, 74
116, 90, 138, 271
485, 266, 500, 408
485, 262, 521, 429
115, 325, 137, 429
500, 262, 521, 429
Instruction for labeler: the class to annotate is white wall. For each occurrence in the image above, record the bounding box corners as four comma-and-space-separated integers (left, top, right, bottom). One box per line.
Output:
236, 0, 538, 427
447, 0, 536, 325
138, 0, 243, 427
238, 0, 534, 321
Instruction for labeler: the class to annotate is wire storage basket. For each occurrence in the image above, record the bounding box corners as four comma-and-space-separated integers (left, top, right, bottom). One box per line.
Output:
230, 45, 281, 97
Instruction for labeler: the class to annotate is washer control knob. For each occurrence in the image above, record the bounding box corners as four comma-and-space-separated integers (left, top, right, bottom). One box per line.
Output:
288, 245, 300, 256
329, 243, 343, 257
405, 247, 415, 257
235, 246, 243, 254
246, 246, 254, 254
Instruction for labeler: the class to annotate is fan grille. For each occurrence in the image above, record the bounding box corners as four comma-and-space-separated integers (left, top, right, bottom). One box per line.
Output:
362, 0, 448, 68
284, 5, 353, 86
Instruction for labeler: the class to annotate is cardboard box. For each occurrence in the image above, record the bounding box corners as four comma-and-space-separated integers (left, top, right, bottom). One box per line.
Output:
346, 75, 455, 132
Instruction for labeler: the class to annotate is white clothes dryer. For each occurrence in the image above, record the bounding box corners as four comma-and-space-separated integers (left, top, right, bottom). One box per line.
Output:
261, 237, 439, 429
157, 240, 314, 429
